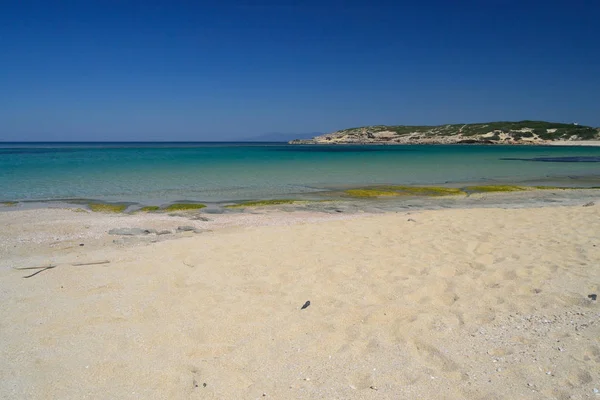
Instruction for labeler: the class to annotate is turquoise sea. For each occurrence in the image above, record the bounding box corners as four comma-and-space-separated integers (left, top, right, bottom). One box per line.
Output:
1, 142, 600, 205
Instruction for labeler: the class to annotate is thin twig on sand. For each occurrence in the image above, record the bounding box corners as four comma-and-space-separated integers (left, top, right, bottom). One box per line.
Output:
14, 260, 111, 278
22, 265, 57, 278
71, 260, 110, 266
13, 265, 56, 270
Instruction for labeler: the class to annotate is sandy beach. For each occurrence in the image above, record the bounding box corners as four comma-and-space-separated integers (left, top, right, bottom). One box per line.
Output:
1, 201, 599, 399
546, 141, 600, 146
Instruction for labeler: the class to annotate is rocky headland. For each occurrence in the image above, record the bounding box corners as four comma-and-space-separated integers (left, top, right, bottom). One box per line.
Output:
290, 121, 600, 145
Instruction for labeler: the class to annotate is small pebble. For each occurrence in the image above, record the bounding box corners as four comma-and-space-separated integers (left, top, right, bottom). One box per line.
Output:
304, 378, 310, 381
370, 386, 378, 391
546, 371, 552, 375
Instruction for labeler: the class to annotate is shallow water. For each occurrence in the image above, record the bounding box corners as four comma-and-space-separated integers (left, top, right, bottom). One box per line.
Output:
1, 142, 600, 204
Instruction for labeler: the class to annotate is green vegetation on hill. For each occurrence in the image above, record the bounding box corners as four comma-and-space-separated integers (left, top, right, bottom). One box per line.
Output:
302, 121, 600, 143
456, 121, 599, 140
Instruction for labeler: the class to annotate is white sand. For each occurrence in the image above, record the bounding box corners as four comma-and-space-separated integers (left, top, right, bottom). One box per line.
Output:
546, 141, 600, 146
0, 204, 599, 399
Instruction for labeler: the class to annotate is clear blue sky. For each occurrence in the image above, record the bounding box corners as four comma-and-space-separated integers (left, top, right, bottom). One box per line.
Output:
1, 0, 599, 141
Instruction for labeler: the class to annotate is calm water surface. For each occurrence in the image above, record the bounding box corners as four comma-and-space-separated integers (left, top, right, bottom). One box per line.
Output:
1, 142, 599, 204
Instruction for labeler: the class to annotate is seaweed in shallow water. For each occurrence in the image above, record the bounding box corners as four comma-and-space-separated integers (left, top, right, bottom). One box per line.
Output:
138, 206, 161, 212
225, 199, 301, 208
463, 185, 525, 193
344, 186, 465, 198
163, 203, 207, 211
88, 203, 127, 213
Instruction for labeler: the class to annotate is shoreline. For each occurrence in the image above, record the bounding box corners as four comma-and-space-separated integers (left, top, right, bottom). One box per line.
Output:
2, 189, 600, 268
3, 183, 600, 213
289, 140, 600, 146
546, 140, 600, 146
1, 199, 599, 398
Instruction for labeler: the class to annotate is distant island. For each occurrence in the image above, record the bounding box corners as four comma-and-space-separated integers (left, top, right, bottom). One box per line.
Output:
289, 121, 600, 145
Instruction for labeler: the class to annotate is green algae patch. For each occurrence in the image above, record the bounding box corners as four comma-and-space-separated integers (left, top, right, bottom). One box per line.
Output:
379, 186, 465, 196
225, 199, 301, 208
163, 203, 206, 211
139, 206, 161, 212
344, 189, 399, 198
1, 201, 18, 206
345, 186, 465, 198
464, 185, 526, 193
88, 203, 127, 213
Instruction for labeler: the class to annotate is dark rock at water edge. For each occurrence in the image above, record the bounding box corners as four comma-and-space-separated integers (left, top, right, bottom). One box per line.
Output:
190, 216, 211, 221
109, 228, 157, 236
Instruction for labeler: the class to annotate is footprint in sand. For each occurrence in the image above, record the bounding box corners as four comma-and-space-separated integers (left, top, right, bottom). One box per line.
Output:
411, 340, 464, 380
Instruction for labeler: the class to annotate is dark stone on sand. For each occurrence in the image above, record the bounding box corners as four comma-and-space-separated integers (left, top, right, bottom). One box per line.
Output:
79, 243, 84, 246
190, 216, 211, 221
109, 228, 147, 236
203, 209, 225, 214
301, 300, 311, 310
583, 202, 595, 207
109, 228, 157, 236
588, 294, 597, 301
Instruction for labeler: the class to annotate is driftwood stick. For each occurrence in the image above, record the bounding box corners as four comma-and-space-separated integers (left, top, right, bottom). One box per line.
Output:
13, 264, 57, 270
22, 266, 57, 278
15, 260, 111, 278
71, 260, 110, 266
